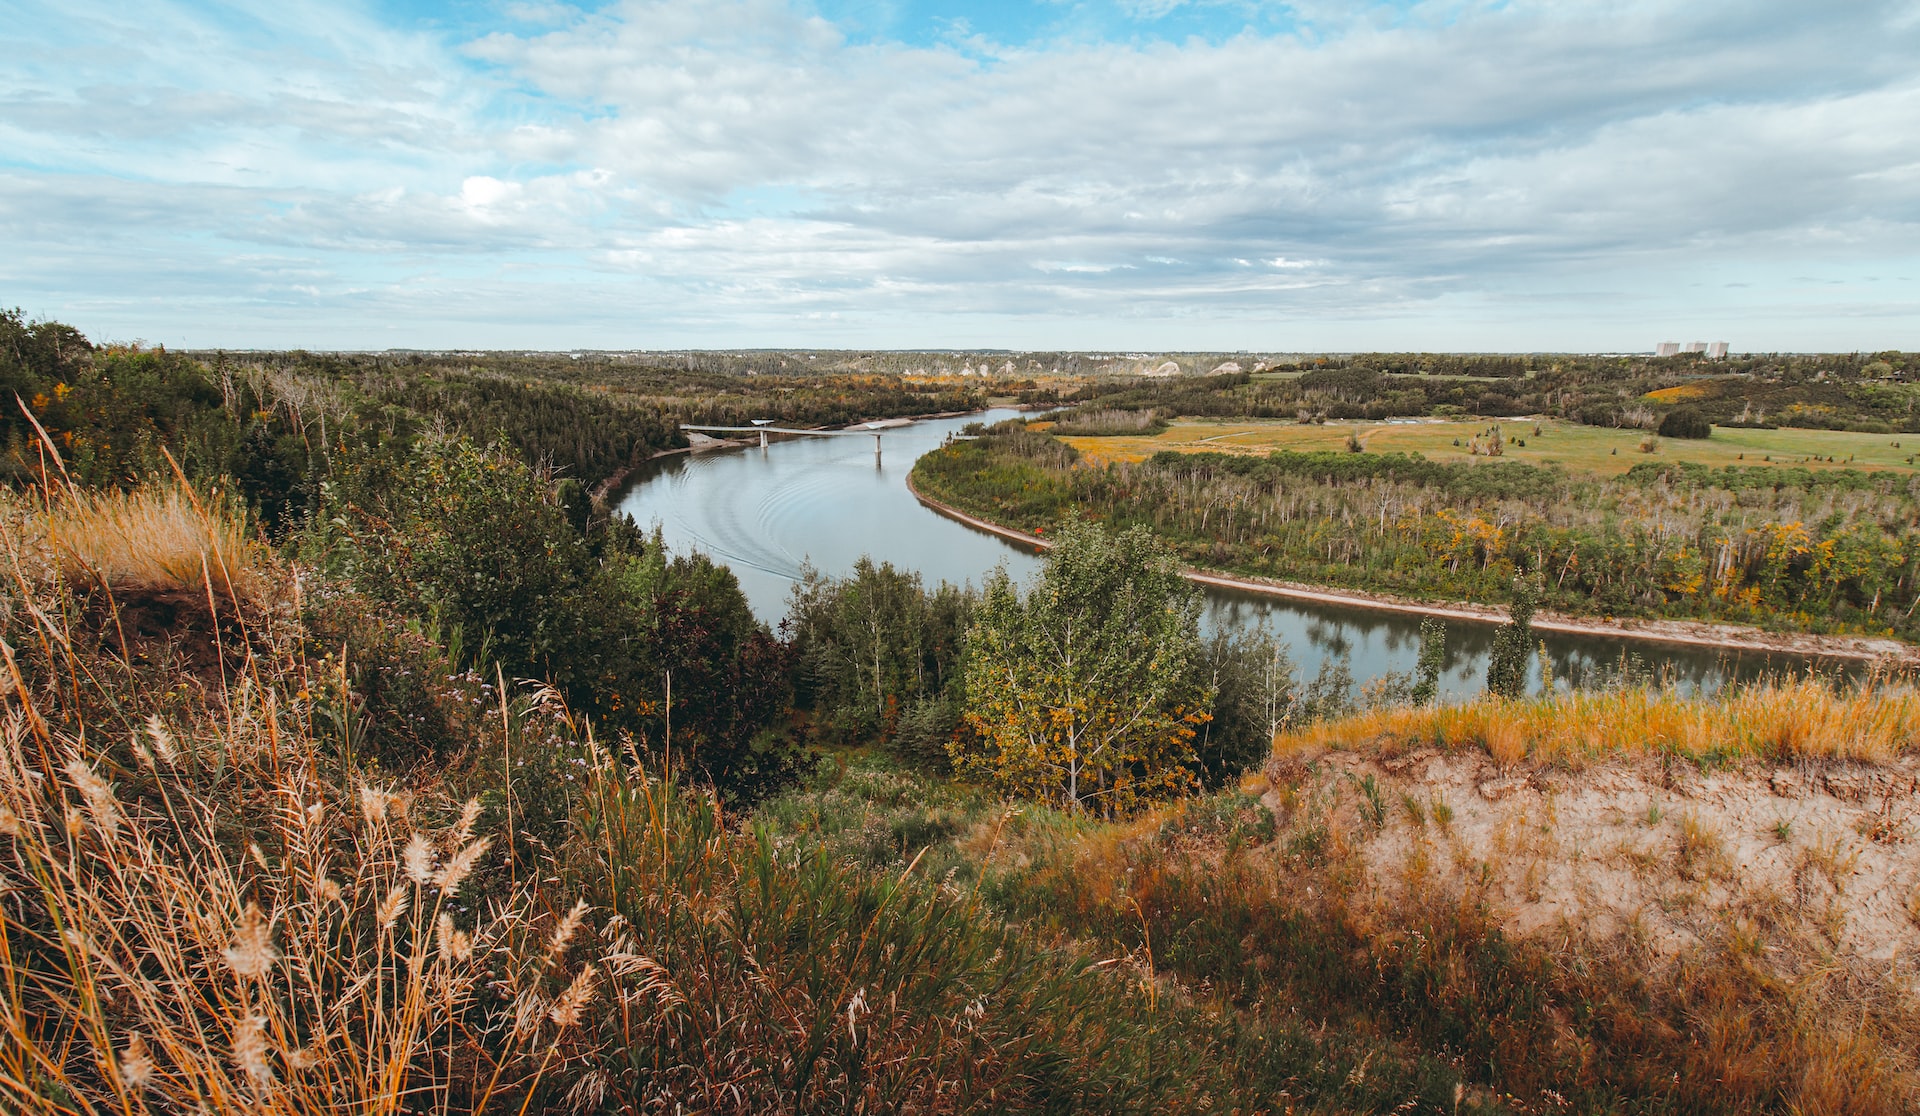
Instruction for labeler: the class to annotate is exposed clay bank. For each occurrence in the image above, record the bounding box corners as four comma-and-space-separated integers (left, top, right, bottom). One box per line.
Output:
616, 412, 1860, 698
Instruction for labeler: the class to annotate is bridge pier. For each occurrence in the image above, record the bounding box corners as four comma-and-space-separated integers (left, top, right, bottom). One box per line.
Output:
873, 433, 882, 463
760, 429, 768, 449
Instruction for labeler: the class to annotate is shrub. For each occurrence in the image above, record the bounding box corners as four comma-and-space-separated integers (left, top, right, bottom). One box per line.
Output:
1048, 408, 1168, 437
320, 438, 796, 801
1410, 616, 1447, 705
1658, 405, 1712, 439
1188, 626, 1296, 786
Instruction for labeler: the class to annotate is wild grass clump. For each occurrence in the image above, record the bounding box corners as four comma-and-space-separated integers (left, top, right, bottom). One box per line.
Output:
9, 483, 1393, 1114
569, 763, 1231, 1111
0, 726, 601, 1113
774, 753, 1920, 1113
0, 487, 617, 1113
18, 483, 268, 610
1004, 803, 1920, 1114
1274, 677, 1920, 766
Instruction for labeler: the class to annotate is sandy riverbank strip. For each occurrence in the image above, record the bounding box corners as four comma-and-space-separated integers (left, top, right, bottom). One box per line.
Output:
903, 473, 1919, 665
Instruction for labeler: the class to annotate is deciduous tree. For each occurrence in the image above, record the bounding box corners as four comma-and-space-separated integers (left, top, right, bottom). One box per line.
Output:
954, 517, 1207, 814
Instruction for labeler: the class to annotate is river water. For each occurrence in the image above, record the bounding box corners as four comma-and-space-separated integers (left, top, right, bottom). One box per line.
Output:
617, 410, 1831, 698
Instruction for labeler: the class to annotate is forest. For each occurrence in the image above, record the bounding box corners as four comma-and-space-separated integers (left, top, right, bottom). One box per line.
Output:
2, 307, 1916, 1114
1045, 349, 1920, 432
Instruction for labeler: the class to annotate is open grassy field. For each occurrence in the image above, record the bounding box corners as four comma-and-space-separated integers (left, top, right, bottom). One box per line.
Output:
1060, 416, 1920, 475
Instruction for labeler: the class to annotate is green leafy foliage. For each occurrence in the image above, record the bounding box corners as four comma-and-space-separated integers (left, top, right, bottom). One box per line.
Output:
954, 517, 1209, 814
319, 437, 795, 801
787, 559, 972, 765
377, 372, 683, 490
1059, 349, 1920, 432
1045, 407, 1169, 436
1189, 626, 1295, 787
1657, 406, 1712, 439
915, 427, 1920, 640
1411, 616, 1447, 705
1485, 575, 1539, 699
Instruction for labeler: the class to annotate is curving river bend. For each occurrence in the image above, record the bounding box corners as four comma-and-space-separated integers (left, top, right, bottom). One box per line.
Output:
617, 410, 1829, 699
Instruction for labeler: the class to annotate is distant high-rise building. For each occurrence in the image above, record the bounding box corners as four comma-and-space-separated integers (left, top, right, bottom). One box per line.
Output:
1707, 341, 1729, 360
1655, 342, 1681, 357
1684, 342, 1708, 354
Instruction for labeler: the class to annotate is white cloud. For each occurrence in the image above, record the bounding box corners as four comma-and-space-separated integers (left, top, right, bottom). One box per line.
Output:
1, 0, 1918, 348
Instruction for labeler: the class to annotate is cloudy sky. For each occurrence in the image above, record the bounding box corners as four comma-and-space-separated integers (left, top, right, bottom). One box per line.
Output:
4, 0, 1919, 351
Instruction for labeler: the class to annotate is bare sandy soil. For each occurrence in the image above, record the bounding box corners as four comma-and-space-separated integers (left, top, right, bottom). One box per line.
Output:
1261, 746, 1920, 988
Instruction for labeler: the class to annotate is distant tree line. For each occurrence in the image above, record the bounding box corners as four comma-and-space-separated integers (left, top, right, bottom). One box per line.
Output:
1054, 350, 1920, 434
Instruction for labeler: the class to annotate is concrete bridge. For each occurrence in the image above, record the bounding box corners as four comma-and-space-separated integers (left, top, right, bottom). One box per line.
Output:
679, 422, 894, 460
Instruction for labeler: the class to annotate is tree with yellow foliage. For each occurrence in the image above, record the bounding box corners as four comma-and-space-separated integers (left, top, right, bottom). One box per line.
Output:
953, 516, 1208, 815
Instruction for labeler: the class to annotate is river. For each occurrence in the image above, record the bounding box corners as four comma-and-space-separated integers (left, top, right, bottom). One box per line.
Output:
617, 410, 1830, 698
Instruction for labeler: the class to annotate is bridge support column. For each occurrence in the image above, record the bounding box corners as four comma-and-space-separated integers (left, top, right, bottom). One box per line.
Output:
759, 430, 768, 449
873, 433, 882, 464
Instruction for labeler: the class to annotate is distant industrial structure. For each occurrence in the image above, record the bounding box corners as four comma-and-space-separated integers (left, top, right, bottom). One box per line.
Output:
1655, 341, 1730, 359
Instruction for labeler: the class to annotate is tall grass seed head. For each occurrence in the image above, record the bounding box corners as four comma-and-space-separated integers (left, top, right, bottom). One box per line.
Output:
436, 913, 473, 963
403, 831, 436, 884
377, 885, 409, 930
547, 898, 591, 960
359, 785, 389, 826
63, 757, 121, 837
548, 965, 598, 1028
119, 1033, 154, 1091
437, 835, 491, 897
233, 1014, 274, 1085
144, 713, 178, 766
223, 902, 280, 980
453, 797, 482, 846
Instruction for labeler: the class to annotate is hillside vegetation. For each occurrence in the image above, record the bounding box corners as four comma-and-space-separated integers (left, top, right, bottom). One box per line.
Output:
4, 309, 1919, 1114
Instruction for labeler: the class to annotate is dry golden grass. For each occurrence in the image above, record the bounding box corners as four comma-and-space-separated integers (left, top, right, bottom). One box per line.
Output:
26, 484, 268, 607
1062, 416, 1920, 475
0, 487, 606, 1115
1274, 678, 1920, 766
0, 722, 597, 1114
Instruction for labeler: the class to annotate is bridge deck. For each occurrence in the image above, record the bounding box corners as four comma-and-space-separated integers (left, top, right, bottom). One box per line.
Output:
680, 424, 877, 437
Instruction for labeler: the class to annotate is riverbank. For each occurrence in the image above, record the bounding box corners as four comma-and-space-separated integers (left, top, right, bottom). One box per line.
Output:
904, 472, 1920, 665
